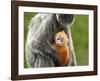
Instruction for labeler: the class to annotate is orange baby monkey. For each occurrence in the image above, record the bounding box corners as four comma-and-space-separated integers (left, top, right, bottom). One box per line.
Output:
53, 31, 70, 66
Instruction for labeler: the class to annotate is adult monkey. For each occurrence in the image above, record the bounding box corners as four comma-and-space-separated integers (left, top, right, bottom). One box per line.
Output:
26, 14, 77, 68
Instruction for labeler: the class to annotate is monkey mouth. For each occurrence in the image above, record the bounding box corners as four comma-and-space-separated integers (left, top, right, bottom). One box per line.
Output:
56, 42, 64, 47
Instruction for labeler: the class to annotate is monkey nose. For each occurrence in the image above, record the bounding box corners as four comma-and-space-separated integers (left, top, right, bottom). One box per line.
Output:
61, 39, 63, 42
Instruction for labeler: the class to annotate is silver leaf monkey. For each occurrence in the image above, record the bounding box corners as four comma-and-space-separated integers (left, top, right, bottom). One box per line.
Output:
26, 14, 77, 68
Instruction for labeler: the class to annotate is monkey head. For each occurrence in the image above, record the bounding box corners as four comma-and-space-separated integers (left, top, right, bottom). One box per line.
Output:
54, 31, 69, 47
56, 14, 74, 29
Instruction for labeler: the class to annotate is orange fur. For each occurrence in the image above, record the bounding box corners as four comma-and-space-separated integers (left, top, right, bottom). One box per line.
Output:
53, 31, 69, 65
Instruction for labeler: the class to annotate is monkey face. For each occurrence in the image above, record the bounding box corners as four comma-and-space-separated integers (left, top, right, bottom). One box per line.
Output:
55, 31, 69, 47
55, 36, 65, 46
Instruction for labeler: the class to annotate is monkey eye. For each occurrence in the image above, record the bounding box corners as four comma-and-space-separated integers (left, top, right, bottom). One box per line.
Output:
57, 38, 60, 40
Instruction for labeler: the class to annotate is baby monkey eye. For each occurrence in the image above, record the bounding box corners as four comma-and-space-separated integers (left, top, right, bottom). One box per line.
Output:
57, 38, 60, 40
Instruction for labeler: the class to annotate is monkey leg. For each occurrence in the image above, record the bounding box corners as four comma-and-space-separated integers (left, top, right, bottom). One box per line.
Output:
26, 45, 55, 68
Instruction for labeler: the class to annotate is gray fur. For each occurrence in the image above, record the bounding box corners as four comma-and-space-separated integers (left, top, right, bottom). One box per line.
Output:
26, 13, 77, 68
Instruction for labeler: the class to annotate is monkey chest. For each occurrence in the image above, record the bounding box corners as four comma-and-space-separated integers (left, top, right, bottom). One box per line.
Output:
53, 44, 69, 65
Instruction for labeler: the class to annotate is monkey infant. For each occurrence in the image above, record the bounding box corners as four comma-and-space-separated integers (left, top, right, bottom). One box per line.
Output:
53, 31, 70, 66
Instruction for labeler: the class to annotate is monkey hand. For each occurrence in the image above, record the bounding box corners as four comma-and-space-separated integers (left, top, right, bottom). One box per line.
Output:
45, 40, 61, 67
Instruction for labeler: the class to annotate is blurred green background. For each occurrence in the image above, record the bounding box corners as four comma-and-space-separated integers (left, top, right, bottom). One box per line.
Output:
24, 12, 88, 68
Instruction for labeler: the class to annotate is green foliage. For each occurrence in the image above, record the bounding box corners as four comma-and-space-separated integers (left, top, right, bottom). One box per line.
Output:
24, 13, 88, 68
71, 15, 88, 65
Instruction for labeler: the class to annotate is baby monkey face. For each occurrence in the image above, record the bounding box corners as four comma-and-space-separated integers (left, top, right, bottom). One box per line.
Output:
55, 31, 69, 47
55, 36, 65, 46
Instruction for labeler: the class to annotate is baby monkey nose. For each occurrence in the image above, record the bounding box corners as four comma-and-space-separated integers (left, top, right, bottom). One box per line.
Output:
61, 39, 64, 42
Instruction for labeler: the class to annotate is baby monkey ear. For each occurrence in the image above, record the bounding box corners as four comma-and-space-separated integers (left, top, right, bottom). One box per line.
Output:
66, 38, 69, 44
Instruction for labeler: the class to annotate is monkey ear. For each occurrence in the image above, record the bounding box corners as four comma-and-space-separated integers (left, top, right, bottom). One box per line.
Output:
56, 14, 74, 27
67, 38, 69, 43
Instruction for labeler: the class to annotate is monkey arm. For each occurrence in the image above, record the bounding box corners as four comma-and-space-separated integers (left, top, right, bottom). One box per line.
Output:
28, 39, 61, 67
44, 51, 61, 67
43, 40, 61, 67
26, 43, 56, 67
64, 27, 77, 66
